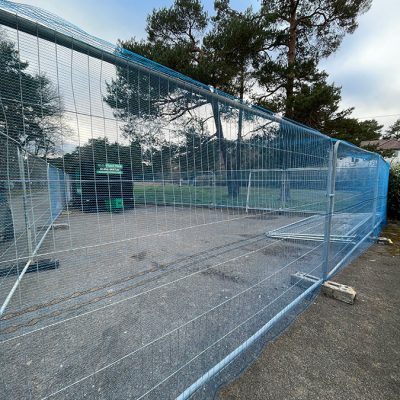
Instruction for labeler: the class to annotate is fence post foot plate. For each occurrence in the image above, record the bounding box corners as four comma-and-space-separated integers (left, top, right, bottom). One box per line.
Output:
52, 223, 70, 230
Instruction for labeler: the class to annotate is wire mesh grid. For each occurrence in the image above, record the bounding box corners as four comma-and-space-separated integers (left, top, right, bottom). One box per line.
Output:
0, 1, 390, 399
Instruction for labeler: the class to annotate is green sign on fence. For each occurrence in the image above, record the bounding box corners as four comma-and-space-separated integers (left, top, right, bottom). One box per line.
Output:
96, 163, 123, 175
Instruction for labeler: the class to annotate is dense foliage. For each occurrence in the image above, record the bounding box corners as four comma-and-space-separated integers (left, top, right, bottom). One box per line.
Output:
118, 0, 379, 146
0, 35, 65, 155
102, 0, 380, 198
387, 164, 400, 220
383, 119, 400, 140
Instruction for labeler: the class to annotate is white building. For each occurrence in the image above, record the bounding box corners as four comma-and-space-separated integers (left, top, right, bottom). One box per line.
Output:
360, 139, 400, 165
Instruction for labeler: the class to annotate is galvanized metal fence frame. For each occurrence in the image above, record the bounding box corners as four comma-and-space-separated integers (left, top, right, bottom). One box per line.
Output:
176, 139, 388, 398
0, 145, 70, 316
0, 1, 390, 398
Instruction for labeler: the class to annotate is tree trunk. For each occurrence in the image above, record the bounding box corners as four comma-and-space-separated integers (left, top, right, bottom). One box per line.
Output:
211, 64, 245, 199
233, 67, 245, 198
211, 99, 235, 198
285, 0, 298, 119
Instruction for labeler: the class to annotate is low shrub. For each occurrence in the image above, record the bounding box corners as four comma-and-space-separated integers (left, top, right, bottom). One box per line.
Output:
387, 164, 400, 220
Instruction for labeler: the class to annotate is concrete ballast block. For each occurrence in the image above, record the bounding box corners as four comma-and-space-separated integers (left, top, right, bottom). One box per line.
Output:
377, 237, 393, 245
290, 272, 356, 304
322, 281, 356, 304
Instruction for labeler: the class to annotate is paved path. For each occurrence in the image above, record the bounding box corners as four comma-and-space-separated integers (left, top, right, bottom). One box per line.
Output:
219, 221, 400, 400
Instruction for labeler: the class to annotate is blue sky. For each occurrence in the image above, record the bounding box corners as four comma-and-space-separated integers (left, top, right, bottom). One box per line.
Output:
13, 0, 400, 130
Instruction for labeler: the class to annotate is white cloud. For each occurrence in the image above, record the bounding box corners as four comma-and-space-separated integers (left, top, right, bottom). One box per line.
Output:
321, 0, 400, 129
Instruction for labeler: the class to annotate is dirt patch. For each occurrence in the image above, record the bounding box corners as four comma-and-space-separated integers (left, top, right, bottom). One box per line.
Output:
381, 221, 400, 256
131, 250, 148, 261
201, 268, 246, 284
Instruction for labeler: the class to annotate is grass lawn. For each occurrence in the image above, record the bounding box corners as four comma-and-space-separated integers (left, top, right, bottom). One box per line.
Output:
131, 182, 356, 213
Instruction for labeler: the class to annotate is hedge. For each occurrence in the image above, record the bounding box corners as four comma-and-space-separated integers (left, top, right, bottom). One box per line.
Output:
387, 164, 400, 220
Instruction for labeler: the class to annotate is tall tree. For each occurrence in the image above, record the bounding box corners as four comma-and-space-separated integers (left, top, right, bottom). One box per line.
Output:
383, 119, 400, 140
204, 1, 267, 195
326, 118, 382, 146
106, 0, 375, 195
125, 0, 208, 83
284, 69, 384, 147
0, 35, 65, 156
257, 0, 372, 118
108, 0, 264, 197
288, 71, 352, 132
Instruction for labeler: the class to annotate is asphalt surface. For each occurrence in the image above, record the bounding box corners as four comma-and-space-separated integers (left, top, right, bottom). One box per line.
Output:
1, 206, 317, 399
219, 221, 400, 400
2, 204, 395, 400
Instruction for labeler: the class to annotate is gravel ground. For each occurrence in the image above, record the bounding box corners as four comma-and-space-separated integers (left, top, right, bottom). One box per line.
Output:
218, 221, 400, 400
1, 206, 323, 399
2, 204, 390, 400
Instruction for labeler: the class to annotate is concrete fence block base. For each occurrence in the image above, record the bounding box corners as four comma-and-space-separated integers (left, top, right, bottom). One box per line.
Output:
322, 281, 356, 304
291, 272, 356, 304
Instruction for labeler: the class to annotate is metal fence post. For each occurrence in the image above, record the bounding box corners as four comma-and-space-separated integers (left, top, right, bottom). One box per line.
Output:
47, 163, 54, 223
322, 140, 339, 281
17, 147, 33, 257
281, 169, 287, 209
245, 170, 251, 213
212, 171, 217, 206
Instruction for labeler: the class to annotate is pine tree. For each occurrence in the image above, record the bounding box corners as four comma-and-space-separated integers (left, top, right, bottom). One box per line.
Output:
257, 0, 372, 118
0, 35, 64, 155
383, 119, 400, 140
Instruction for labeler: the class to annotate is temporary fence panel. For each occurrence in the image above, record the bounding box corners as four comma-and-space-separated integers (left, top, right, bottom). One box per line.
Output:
325, 141, 387, 278
0, 136, 29, 279
0, 1, 390, 400
245, 167, 330, 213
0, 140, 70, 316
